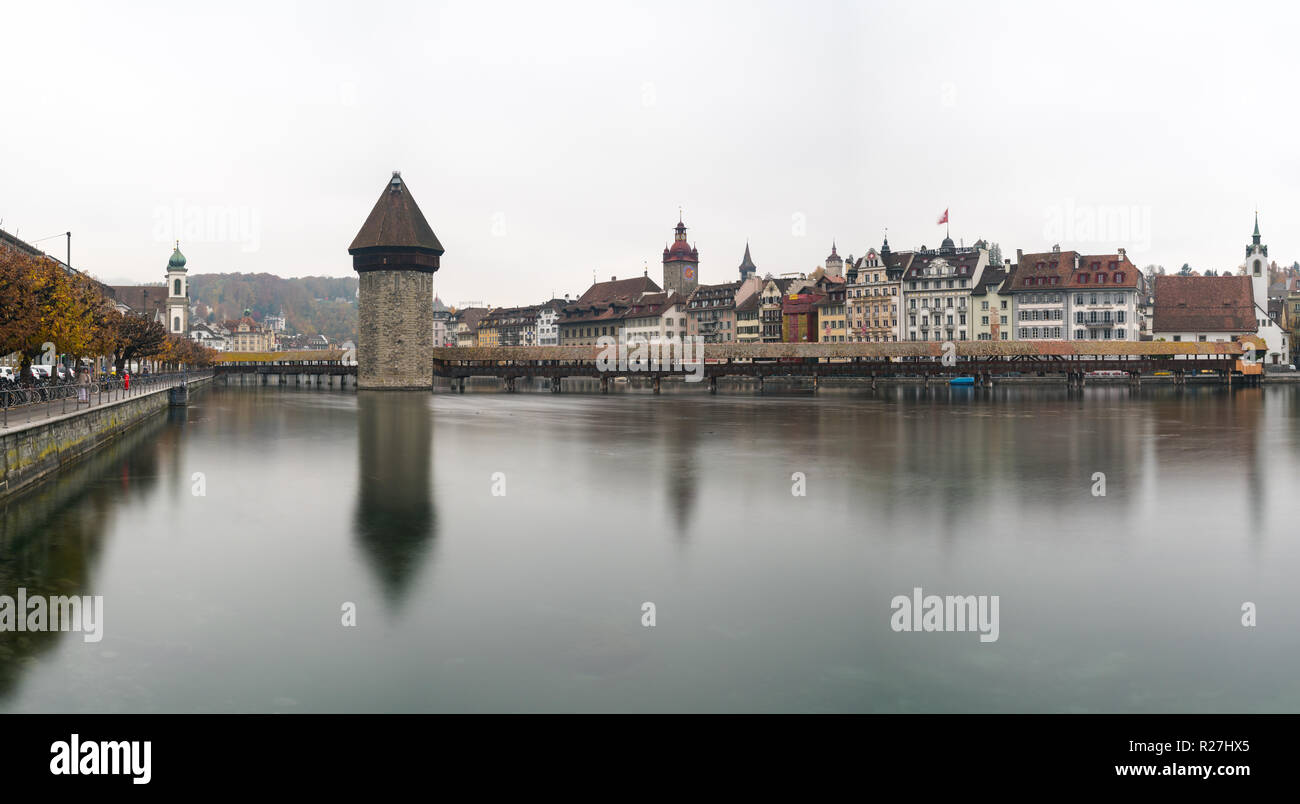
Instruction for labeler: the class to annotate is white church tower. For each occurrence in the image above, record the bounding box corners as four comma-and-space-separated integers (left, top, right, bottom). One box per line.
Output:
166, 241, 189, 335
1242, 214, 1288, 365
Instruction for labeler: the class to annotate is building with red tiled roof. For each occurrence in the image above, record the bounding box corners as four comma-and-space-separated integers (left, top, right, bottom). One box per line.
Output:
559, 274, 665, 346
1003, 246, 1142, 342
1152, 275, 1257, 345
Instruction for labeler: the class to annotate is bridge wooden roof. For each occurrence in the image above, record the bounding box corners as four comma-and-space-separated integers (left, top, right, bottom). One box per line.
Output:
431, 340, 1242, 362
213, 349, 347, 363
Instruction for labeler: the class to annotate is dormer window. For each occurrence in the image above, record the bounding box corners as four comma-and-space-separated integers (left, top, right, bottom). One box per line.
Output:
1078, 273, 1089, 284
1114, 272, 1124, 284
1096, 274, 1107, 284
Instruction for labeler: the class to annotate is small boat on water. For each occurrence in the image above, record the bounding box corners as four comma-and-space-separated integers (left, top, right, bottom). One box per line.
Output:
949, 376, 975, 386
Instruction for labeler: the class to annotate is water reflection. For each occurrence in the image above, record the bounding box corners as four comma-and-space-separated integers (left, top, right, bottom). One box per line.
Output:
2, 382, 1299, 712
352, 391, 437, 609
0, 414, 166, 700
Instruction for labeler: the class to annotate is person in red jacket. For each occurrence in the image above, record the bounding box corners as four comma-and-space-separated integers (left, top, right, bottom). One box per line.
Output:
124, 371, 130, 391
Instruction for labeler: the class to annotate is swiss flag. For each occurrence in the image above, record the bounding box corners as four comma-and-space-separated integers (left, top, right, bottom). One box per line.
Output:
937, 208, 949, 225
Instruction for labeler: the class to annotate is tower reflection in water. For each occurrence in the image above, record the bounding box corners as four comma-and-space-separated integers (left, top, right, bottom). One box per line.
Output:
352, 391, 437, 610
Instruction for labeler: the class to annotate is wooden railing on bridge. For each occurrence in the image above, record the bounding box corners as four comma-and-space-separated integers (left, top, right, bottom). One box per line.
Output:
431, 340, 1255, 392
208, 342, 1260, 391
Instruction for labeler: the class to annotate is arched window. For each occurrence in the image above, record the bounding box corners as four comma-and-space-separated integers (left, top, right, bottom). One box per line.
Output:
173, 316, 181, 332
174, 279, 182, 295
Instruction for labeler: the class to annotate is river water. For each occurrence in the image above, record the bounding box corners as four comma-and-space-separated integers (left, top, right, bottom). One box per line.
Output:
2, 382, 1298, 712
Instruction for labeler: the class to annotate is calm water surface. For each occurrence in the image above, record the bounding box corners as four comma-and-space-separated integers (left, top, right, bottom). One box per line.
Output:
3, 382, 1299, 712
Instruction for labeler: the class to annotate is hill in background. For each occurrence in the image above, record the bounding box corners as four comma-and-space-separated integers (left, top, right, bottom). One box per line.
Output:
188, 273, 358, 344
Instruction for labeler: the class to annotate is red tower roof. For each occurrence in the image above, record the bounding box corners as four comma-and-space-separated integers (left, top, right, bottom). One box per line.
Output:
663, 219, 699, 262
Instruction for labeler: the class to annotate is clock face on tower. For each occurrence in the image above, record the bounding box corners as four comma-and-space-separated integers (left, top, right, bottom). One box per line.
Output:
684, 266, 695, 281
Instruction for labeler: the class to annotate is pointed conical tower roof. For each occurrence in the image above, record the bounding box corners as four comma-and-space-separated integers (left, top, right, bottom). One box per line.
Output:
350, 172, 444, 273
738, 242, 757, 277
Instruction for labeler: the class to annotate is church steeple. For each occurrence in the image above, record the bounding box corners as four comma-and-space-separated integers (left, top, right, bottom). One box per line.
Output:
738, 242, 757, 281
1247, 211, 1267, 258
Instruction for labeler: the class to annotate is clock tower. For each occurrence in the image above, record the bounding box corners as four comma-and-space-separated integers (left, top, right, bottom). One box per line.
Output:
662, 213, 700, 297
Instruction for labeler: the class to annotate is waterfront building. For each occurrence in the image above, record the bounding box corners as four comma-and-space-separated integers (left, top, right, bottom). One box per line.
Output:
228, 309, 275, 352
781, 290, 826, 343
816, 284, 848, 342
686, 276, 761, 343
970, 263, 1011, 341
735, 292, 761, 343
454, 307, 491, 347
558, 275, 662, 346
760, 277, 799, 342
847, 245, 902, 343
536, 300, 566, 346
475, 308, 503, 347
687, 281, 741, 343
1065, 250, 1141, 342
1005, 247, 1143, 341
899, 236, 989, 342
431, 296, 453, 347
1238, 214, 1290, 364
619, 291, 687, 344
188, 321, 228, 351
1152, 275, 1258, 349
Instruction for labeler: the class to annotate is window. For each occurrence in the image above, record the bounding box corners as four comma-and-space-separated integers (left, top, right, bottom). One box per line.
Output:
1078, 274, 1088, 284
1001, 332, 1008, 340
1198, 335, 1207, 342
981, 315, 989, 324
1114, 272, 1124, 283
1000, 300, 1007, 309
1075, 329, 1084, 339
1000, 316, 1007, 324
1173, 335, 1181, 342
1116, 329, 1125, 339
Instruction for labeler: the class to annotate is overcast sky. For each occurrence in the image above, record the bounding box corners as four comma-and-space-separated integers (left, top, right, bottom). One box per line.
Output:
2, 0, 1297, 306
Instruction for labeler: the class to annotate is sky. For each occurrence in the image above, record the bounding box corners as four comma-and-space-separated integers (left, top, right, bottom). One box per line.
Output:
2, 0, 1298, 307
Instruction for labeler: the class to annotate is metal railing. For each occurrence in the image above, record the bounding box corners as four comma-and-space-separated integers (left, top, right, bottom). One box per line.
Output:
1, 370, 212, 429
